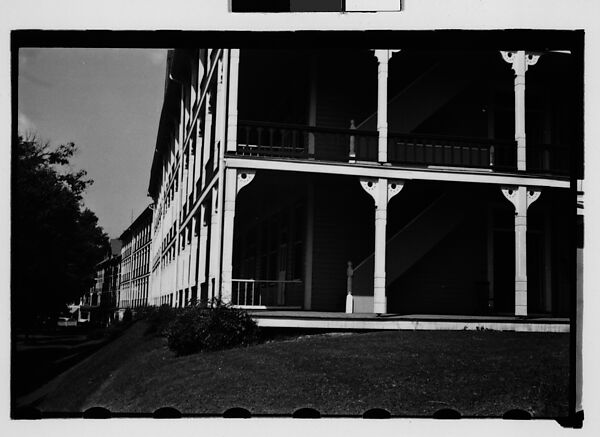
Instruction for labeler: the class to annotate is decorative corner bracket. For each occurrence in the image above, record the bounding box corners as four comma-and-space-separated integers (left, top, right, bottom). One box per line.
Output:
501, 186, 542, 212
360, 177, 379, 203
387, 179, 405, 202
360, 178, 405, 208
236, 169, 256, 194
500, 51, 540, 74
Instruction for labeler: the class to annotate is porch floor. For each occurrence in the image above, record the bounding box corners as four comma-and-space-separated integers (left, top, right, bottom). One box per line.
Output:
247, 310, 570, 333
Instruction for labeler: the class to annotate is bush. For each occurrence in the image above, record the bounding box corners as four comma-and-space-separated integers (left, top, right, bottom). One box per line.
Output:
123, 308, 132, 323
166, 304, 260, 355
137, 305, 178, 336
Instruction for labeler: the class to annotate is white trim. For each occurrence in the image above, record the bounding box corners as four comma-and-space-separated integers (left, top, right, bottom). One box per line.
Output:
225, 157, 569, 188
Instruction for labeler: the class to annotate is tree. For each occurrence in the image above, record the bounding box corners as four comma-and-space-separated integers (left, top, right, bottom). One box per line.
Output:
12, 134, 109, 328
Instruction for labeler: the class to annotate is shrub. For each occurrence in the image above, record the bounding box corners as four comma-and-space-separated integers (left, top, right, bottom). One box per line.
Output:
166, 304, 260, 355
138, 305, 178, 336
123, 308, 132, 323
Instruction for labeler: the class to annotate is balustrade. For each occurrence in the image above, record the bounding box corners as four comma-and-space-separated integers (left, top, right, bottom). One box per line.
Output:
231, 279, 303, 308
236, 121, 377, 162
233, 120, 567, 175
387, 133, 517, 170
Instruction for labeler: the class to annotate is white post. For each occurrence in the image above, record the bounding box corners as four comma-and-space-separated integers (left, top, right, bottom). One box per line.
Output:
373, 179, 388, 313
373, 50, 400, 164
221, 168, 237, 304
360, 178, 404, 314
349, 119, 356, 162
345, 261, 354, 314
201, 92, 213, 187
374, 50, 390, 164
501, 186, 541, 316
208, 186, 220, 303
226, 49, 240, 153
221, 169, 255, 305
197, 204, 208, 291
501, 51, 540, 171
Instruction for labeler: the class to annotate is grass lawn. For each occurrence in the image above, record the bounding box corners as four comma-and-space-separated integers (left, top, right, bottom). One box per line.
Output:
27, 321, 569, 417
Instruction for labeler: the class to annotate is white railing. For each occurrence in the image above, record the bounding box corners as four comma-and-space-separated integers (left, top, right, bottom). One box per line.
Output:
232, 279, 302, 308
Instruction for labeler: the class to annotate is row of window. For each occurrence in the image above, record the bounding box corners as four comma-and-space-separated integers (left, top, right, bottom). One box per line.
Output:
156, 286, 198, 308
120, 277, 149, 308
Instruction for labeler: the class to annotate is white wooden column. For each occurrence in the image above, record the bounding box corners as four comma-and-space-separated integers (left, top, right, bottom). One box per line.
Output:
221, 169, 256, 305
360, 177, 404, 313
201, 93, 213, 187
208, 186, 220, 302
501, 186, 542, 316
373, 50, 400, 164
226, 49, 240, 153
501, 51, 540, 171
197, 204, 208, 289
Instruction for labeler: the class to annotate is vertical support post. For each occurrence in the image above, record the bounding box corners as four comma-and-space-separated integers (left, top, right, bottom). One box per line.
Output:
198, 204, 208, 289
373, 49, 399, 165
501, 185, 541, 316
213, 50, 229, 303
501, 50, 540, 171
304, 178, 314, 310
202, 92, 213, 187
208, 186, 220, 303
349, 119, 356, 162
514, 187, 528, 316
221, 168, 237, 304
226, 49, 240, 153
374, 50, 390, 164
373, 178, 388, 313
360, 177, 404, 314
346, 261, 354, 314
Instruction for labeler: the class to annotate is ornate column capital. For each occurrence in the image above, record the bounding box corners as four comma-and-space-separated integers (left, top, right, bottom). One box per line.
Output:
501, 185, 542, 212
360, 178, 405, 207
500, 50, 540, 74
236, 169, 256, 194
372, 49, 401, 64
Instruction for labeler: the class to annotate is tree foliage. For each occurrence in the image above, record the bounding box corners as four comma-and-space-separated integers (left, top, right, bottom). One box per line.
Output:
12, 134, 109, 327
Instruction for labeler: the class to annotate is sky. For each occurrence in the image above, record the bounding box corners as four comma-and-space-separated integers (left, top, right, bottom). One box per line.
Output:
18, 48, 168, 238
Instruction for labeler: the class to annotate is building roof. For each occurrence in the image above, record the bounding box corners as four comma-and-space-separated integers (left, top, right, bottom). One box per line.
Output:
148, 49, 178, 199
118, 205, 153, 241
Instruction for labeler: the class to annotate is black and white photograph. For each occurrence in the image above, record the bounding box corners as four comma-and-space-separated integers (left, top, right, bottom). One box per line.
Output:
3, 0, 598, 434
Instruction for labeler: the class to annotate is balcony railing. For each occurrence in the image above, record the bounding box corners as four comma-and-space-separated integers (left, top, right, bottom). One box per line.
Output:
234, 121, 568, 175
388, 133, 517, 170
237, 121, 378, 162
527, 143, 570, 175
231, 279, 303, 308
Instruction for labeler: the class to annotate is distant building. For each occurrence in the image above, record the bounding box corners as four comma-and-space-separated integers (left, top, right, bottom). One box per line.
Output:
117, 206, 152, 317
79, 239, 122, 325
146, 48, 579, 318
